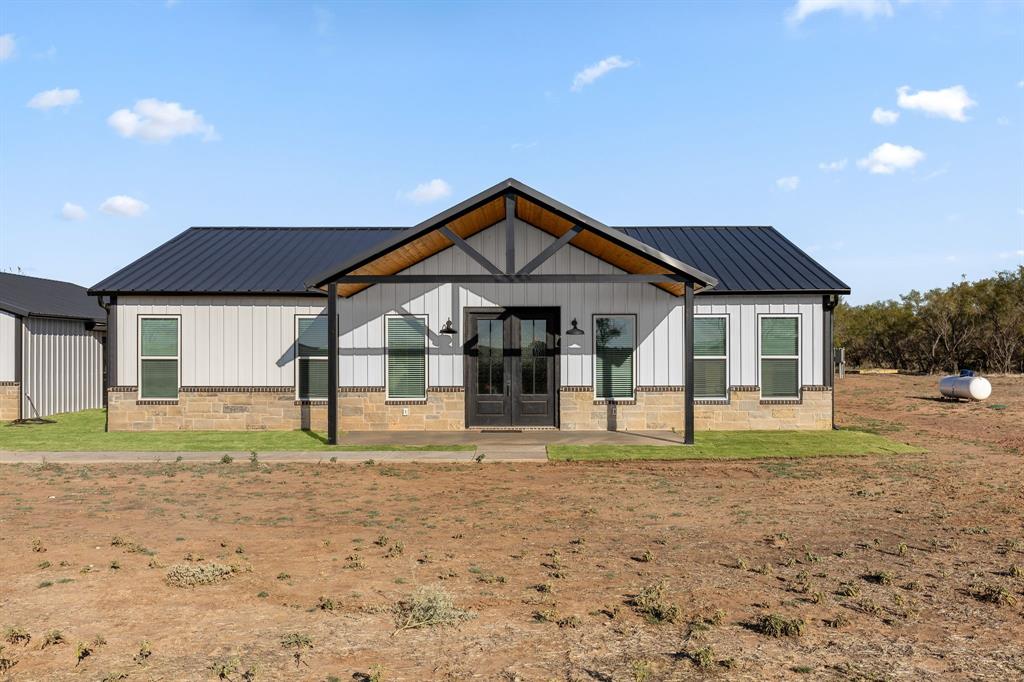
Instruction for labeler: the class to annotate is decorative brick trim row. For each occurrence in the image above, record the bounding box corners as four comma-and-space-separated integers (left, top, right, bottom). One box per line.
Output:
694, 399, 730, 406
761, 398, 802, 406
636, 385, 685, 392
109, 385, 137, 392
592, 399, 637, 406
0, 381, 19, 386
181, 386, 292, 393
385, 399, 429, 406
730, 385, 760, 392
428, 386, 465, 393
340, 386, 386, 393
801, 385, 832, 392
294, 400, 328, 406
559, 386, 593, 392
137, 400, 178, 406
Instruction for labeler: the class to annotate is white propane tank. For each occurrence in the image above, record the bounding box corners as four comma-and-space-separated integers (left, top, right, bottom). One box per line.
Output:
938, 375, 992, 401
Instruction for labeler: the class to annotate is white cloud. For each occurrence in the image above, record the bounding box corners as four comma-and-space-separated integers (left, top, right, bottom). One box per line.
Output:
571, 56, 634, 92
776, 176, 800, 191
107, 98, 218, 142
61, 202, 87, 221
857, 142, 925, 174
896, 85, 976, 122
100, 195, 149, 217
787, 0, 893, 25
997, 249, 1024, 259
818, 158, 848, 172
400, 179, 452, 204
27, 88, 80, 110
871, 107, 899, 125
0, 34, 14, 61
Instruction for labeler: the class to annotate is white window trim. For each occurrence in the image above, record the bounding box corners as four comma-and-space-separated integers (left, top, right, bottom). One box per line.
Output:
385, 314, 429, 401
137, 314, 181, 401
694, 313, 729, 401
295, 314, 329, 401
592, 313, 636, 401
758, 313, 801, 400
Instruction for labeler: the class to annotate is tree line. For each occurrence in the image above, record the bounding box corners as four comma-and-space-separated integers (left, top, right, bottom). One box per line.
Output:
835, 267, 1024, 374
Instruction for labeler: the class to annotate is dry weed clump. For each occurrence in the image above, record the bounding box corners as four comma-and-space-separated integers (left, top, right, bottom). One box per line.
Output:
393, 586, 474, 633
630, 581, 680, 624
111, 536, 153, 555
971, 583, 1017, 607
165, 561, 248, 588
751, 613, 805, 637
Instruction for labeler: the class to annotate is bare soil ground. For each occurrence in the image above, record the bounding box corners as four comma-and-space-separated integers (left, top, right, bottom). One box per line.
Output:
1, 374, 1022, 681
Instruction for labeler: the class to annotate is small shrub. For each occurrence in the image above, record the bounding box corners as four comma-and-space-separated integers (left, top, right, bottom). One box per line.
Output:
534, 582, 553, 593
109, 560, 121, 571
393, 586, 474, 632
751, 614, 805, 637
209, 656, 240, 680
31, 538, 45, 553
533, 609, 557, 623
1009, 564, 1023, 578
687, 646, 715, 669
4, 627, 30, 645
37, 580, 53, 589
316, 596, 335, 611
344, 554, 366, 570
385, 541, 405, 558
630, 659, 652, 682
864, 570, 894, 585
836, 582, 860, 598
630, 581, 680, 624
41, 630, 65, 648
257, 591, 269, 598
220, 454, 234, 464
134, 640, 152, 664
633, 549, 654, 563
972, 583, 1017, 607
38, 560, 50, 569
111, 536, 152, 555
165, 562, 242, 588
556, 614, 582, 629
75, 640, 95, 665
280, 632, 313, 667
276, 572, 290, 580
0, 646, 16, 673
824, 613, 849, 628
101, 672, 128, 682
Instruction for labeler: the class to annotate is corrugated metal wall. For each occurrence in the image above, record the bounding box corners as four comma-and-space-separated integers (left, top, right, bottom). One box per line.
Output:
21, 317, 105, 418
0, 311, 16, 382
114, 220, 825, 389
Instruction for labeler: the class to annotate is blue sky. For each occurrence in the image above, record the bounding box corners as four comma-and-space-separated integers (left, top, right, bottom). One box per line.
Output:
1, 0, 1021, 304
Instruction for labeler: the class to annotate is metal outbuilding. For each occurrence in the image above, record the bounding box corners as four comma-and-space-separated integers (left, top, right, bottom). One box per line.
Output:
0, 273, 106, 420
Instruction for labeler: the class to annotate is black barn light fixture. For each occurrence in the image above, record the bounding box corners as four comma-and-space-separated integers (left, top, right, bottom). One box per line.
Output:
566, 318, 584, 336
439, 318, 458, 335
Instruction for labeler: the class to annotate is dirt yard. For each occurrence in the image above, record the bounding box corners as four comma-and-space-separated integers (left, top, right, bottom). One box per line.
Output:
1, 374, 1022, 681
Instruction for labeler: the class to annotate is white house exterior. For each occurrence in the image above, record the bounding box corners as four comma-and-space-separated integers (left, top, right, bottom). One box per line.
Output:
0, 273, 106, 421
91, 180, 847, 439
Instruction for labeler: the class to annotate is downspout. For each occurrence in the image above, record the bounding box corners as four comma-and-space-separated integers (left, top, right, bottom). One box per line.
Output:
98, 295, 114, 432
823, 294, 838, 430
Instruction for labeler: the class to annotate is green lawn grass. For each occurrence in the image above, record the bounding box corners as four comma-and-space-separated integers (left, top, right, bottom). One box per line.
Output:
547, 430, 923, 461
0, 410, 474, 452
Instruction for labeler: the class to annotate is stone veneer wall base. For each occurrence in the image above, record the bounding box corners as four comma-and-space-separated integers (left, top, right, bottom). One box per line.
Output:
0, 382, 21, 422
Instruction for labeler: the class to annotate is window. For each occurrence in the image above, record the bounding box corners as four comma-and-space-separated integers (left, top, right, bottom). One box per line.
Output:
386, 315, 427, 400
693, 315, 728, 399
760, 315, 800, 399
296, 315, 329, 400
139, 316, 179, 400
594, 315, 635, 400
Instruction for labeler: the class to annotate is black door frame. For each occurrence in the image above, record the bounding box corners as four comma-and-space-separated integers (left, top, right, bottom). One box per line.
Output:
463, 306, 560, 428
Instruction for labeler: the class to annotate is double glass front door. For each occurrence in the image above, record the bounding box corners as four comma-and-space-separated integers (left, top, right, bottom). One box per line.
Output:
465, 308, 558, 427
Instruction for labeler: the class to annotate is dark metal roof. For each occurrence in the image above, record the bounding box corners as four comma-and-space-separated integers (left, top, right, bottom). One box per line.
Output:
90, 224, 848, 296
0, 272, 106, 321
617, 226, 849, 294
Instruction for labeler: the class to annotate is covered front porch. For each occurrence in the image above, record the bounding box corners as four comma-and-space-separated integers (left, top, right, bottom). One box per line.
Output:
307, 179, 718, 445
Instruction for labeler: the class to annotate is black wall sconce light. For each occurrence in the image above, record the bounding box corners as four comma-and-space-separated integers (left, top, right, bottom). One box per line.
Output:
566, 318, 584, 336
439, 318, 458, 335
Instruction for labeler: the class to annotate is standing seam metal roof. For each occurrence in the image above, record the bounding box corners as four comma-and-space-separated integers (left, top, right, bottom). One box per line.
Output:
89, 225, 849, 296
0, 272, 106, 321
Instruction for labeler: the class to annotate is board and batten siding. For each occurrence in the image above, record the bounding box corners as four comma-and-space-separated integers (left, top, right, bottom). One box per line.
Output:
113, 220, 825, 389
21, 316, 104, 418
0, 311, 16, 382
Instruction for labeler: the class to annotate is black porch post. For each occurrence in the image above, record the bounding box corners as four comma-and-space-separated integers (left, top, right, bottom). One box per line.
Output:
684, 279, 695, 445
327, 281, 339, 445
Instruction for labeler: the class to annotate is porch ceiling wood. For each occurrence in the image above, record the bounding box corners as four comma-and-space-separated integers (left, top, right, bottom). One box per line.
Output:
338, 196, 505, 297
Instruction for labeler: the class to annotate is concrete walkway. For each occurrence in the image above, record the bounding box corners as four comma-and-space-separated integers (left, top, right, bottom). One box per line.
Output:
0, 430, 682, 464
0, 449, 548, 464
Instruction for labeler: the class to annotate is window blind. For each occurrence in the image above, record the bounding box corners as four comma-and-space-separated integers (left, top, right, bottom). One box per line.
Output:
387, 317, 426, 399
595, 316, 634, 399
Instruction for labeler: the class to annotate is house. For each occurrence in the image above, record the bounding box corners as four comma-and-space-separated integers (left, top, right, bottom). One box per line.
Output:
89, 179, 849, 441
0, 273, 106, 421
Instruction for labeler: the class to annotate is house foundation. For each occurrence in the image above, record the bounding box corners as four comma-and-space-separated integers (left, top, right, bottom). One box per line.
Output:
0, 382, 21, 422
